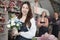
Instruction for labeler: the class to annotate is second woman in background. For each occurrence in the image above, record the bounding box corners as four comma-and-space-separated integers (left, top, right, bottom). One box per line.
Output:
36, 11, 49, 37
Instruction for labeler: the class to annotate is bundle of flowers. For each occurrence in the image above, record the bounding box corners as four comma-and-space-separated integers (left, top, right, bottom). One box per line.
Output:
7, 19, 22, 30
37, 33, 58, 40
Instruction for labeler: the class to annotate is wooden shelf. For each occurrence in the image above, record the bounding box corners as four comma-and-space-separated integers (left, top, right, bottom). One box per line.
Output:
0, 22, 7, 25
0, 32, 6, 36
0, 9, 8, 35
0, 12, 7, 15
0, 5, 20, 13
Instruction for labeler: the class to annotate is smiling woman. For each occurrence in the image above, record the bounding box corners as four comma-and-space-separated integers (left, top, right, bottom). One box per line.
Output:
10, 1, 37, 40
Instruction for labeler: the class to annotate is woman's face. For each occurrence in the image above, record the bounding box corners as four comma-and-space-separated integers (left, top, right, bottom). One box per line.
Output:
22, 4, 29, 16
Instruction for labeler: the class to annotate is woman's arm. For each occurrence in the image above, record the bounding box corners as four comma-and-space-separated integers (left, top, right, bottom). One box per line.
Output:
18, 18, 37, 39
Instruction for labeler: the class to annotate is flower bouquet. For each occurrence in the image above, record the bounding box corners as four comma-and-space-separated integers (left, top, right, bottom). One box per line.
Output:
7, 19, 22, 30
7, 19, 22, 39
37, 33, 58, 40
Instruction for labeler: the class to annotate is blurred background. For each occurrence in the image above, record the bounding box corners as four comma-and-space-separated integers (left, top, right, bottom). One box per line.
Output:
0, 0, 60, 40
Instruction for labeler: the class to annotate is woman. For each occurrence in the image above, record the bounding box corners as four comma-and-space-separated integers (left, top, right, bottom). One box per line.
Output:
51, 12, 60, 38
12, 1, 36, 40
36, 11, 49, 37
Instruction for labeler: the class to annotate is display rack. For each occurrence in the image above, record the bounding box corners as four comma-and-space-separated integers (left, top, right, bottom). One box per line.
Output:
0, 6, 8, 40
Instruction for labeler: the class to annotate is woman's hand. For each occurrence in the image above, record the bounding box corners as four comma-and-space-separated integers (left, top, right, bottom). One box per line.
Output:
12, 27, 18, 36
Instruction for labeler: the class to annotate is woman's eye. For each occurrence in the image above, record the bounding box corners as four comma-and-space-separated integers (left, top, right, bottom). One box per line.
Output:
26, 7, 28, 9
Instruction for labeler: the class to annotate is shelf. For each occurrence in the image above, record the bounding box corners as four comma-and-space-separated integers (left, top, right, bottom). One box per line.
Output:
0, 32, 5, 36
0, 5, 19, 10
0, 28, 8, 36
0, 12, 8, 15
0, 32, 7, 36
0, 5, 20, 12
0, 5, 8, 8
0, 23, 6, 25
0, 3, 8, 40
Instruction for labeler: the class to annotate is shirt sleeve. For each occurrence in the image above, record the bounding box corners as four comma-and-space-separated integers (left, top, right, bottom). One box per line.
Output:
19, 18, 37, 39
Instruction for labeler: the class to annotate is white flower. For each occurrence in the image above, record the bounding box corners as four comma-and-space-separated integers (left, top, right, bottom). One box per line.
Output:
16, 23, 19, 26
11, 20, 15, 26
7, 24, 10, 28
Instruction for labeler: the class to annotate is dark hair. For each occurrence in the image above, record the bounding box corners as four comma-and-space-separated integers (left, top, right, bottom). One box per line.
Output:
54, 11, 59, 15
18, 1, 33, 27
53, 11, 59, 18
